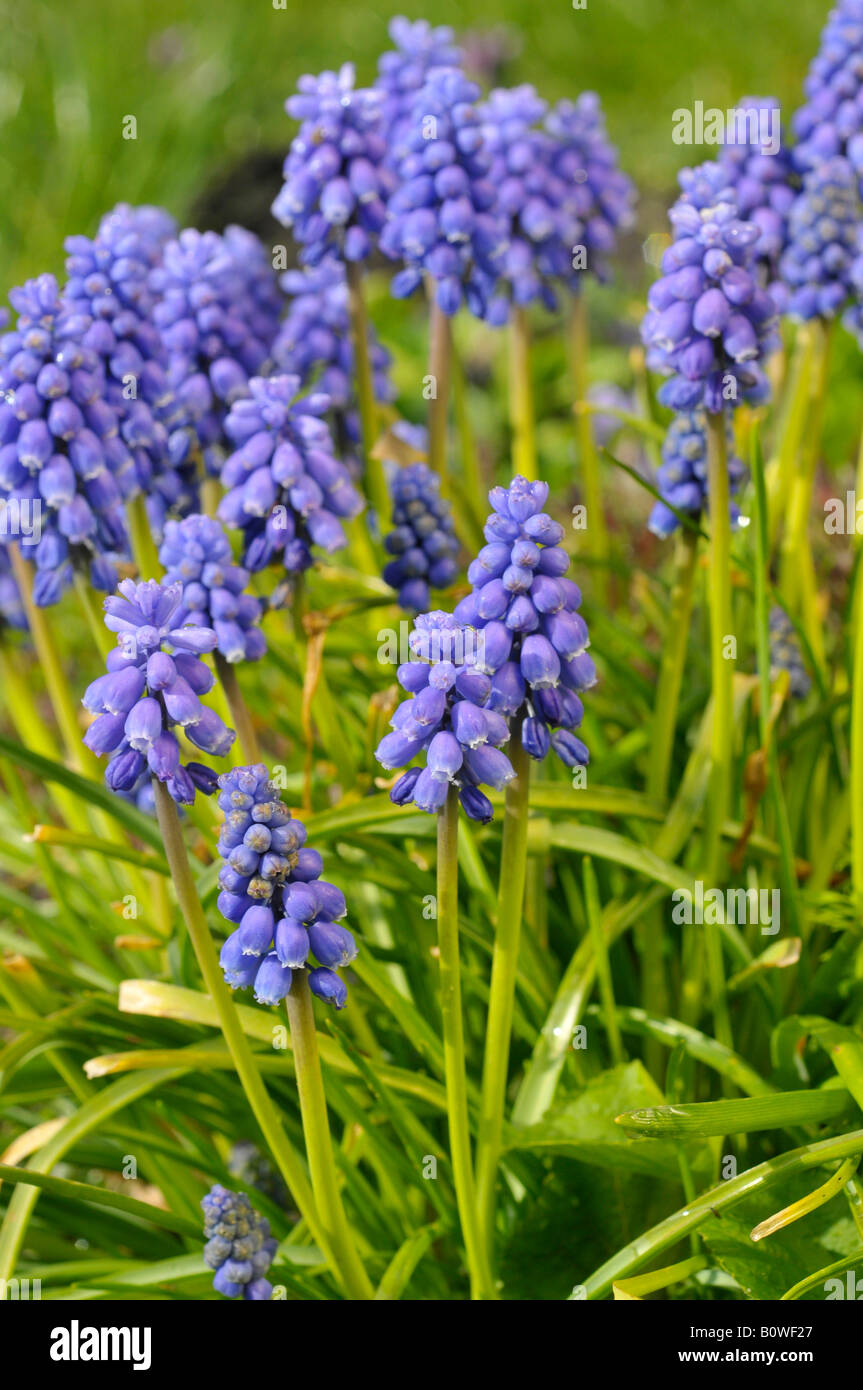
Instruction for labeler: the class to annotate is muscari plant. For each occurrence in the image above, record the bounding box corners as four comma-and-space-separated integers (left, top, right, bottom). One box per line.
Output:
4, 6, 863, 1311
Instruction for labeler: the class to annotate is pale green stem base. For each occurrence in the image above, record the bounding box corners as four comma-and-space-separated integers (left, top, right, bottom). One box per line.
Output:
475, 733, 530, 1263
437, 787, 497, 1299
284, 969, 374, 1301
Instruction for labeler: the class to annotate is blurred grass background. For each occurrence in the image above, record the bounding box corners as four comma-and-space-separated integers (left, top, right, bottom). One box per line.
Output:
0, 0, 828, 284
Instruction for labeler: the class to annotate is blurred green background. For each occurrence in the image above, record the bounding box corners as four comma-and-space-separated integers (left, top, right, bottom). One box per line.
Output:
0, 0, 828, 285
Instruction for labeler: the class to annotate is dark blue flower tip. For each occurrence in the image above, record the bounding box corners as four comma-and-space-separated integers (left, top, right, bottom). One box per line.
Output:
308, 965, 348, 1009
779, 157, 860, 325
201, 1184, 276, 1300
648, 408, 746, 538
384, 460, 460, 612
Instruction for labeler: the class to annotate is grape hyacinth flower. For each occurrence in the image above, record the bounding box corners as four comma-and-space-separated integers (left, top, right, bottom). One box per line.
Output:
376, 16, 463, 168
383, 462, 459, 612
218, 374, 364, 576
779, 157, 860, 321
149, 227, 282, 476
376, 609, 516, 822
82, 577, 235, 805
201, 1184, 277, 1300
641, 166, 780, 413
63, 203, 200, 535
159, 514, 266, 664
478, 85, 580, 318
453, 476, 594, 771
272, 258, 395, 459
545, 92, 636, 287
272, 64, 391, 266
792, 0, 863, 190
648, 410, 746, 539
769, 607, 811, 700
216, 763, 356, 1009
380, 66, 509, 320
717, 98, 798, 310
0, 274, 134, 606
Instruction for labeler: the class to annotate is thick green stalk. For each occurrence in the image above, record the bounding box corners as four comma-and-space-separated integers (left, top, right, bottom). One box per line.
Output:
702, 411, 733, 1050
284, 969, 374, 1301
583, 857, 624, 1066
509, 307, 537, 480
9, 544, 88, 771
151, 780, 341, 1281
779, 319, 832, 669
476, 732, 531, 1257
427, 298, 452, 492
766, 324, 815, 551
345, 260, 388, 529
436, 787, 496, 1299
127, 492, 162, 579
214, 651, 261, 765
750, 428, 804, 939
569, 294, 609, 601
647, 528, 699, 803
451, 346, 486, 535
580, 1128, 863, 1299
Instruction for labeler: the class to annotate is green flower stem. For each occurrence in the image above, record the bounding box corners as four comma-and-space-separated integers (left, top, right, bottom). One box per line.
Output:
0, 645, 90, 836
284, 968, 374, 1301
213, 650, 261, 765
568, 293, 609, 602
475, 730, 531, 1261
436, 786, 497, 1300
151, 778, 343, 1284
9, 544, 90, 773
583, 856, 625, 1066
766, 324, 815, 552
345, 260, 388, 528
779, 318, 832, 669
73, 571, 112, 660
127, 492, 162, 580
427, 297, 452, 492
851, 554, 863, 907
647, 528, 699, 804
750, 428, 804, 939
509, 306, 537, 480
580, 1127, 863, 1300
702, 410, 733, 1051
451, 345, 486, 535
